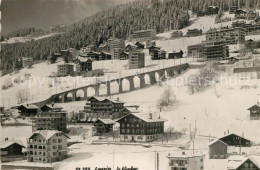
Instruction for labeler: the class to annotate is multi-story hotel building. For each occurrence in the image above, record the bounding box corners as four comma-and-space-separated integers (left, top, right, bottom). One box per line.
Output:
108, 38, 125, 50
206, 27, 245, 44
32, 104, 67, 133
116, 113, 165, 142
27, 130, 70, 163
203, 40, 229, 60
167, 152, 204, 170
128, 51, 145, 69
57, 63, 74, 76
132, 29, 156, 42
82, 97, 126, 120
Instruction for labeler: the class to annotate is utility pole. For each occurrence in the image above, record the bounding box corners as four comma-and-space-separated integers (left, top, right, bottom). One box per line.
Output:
113, 150, 115, 170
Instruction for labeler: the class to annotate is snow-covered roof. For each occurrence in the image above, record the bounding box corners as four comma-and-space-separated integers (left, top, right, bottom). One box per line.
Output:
247, 104, 260, 110
17, 104, 39, 110
68, 127, 89, 135
117, 113, 166, 123
208, 139, 228, 146
227, 155, 260, 169
0, 140, 25, 149
77, 56, 92, 62
87, 96, 124, 104
167, 153, 204, 158
96, 118, 115, 125
29, 130, 70, 140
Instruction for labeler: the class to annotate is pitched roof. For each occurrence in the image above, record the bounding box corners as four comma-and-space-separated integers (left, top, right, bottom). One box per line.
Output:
29, 130, 70, 140
227, 155, 260, 169
219, 133, 251, 143
96, 118, 115, 125
17, 104, 39, 110
116, 113, 166, 123
208, 139, 228, 146
0, 140, 25, 149
77, 56, 92, 62
87, 96, 124, 104
247, 104, 260, 110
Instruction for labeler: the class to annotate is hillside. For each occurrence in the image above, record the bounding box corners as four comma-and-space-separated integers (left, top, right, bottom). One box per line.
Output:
2, 0, 258, 74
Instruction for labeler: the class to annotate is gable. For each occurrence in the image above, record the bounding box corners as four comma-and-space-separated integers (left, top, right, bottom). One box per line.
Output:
237, 158, 259, 170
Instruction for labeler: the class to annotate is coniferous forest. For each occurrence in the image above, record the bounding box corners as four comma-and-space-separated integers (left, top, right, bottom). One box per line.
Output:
1, 0, 259, 74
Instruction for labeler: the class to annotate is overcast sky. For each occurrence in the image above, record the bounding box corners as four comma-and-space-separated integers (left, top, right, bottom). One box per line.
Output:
1, 0, 132, 35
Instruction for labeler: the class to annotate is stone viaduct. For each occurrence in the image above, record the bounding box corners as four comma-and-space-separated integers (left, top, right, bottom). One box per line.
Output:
51, 63, 189, 103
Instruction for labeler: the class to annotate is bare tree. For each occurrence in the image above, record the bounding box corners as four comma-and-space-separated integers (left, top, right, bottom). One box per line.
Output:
16, 88, 30, 104
157, 86, 176, 110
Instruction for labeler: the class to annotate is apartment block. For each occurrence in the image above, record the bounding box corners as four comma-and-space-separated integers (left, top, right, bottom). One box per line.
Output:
206, 27, 245, 44
128, 51, 145, 69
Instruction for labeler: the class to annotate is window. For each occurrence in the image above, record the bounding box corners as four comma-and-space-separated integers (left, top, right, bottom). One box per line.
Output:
58, 139, 62, 143
136, 124, 140, 128
53, 139, 56, 143
200, 158, 203, 162
137, 136, 143, 140
53, 152, 57, 156
122, 124, 125, 128
127, 124, 130, 127
58, 145, 62, 149
122, 129, 125, 133
53, 145, 57, 149
126, 129, 130, 133
124, 136, 128, 139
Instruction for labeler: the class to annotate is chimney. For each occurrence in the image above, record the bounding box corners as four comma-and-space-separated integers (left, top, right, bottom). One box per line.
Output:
5, 138, 8, 141
182, 151, 185, 155
227, 130, 229, 134
257, 102, 260, 106
224, 132, 226, 135
51, 102, 54, 107
149, 113, 152, 119
117, 97, 119, 102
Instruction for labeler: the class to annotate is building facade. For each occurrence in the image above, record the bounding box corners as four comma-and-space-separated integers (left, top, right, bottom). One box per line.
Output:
247, 104, 260, 120
117, 113, 165, 142
108, 38, 125, 50
206, 27, 245, 44
186, 29, 203, 37
128, 51, 145, 69
111, 48, 124, 60
168, 51, 184, 59
32, 104, 67, 133
82, 97, 126, 120
167, 153, 204, 170
93, 118, 115, 134
76, 57, 92, 72
132, 29, 156, 41
188, 44, 204, 58
27, 130, 69, 163
57, 64, 74, 76
0, 140, 25, 162
203, 40, 229, 60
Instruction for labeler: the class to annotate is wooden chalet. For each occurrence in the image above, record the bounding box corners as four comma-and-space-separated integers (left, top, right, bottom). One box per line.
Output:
149, 45, 160, 55
15, 104, 39, 117
135, 42, 145, 49
99, 52, 112, 60
87, 51, 100, 61
116, 113, 165, 142
227, 155, 260, 170
93, 118, 115, 134
205, 6, 219, 15
119, 51, 129, 60
125, 44, 138, 52
209, 133, 252, 159
247, 104, 260, 120
168, 50, 183, 59
197, 10, 205, 17
0, 140, 25, 162
235, 9, 247, 19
